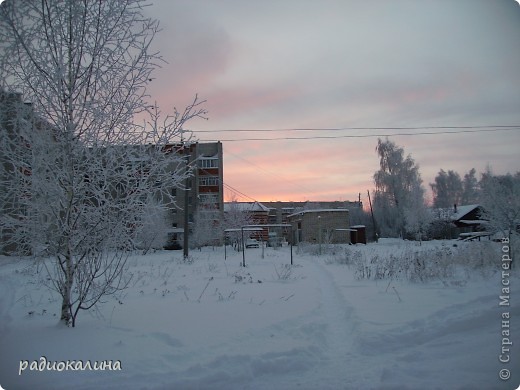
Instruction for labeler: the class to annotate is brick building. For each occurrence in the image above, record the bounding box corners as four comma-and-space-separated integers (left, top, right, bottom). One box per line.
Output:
167, 142, 224, 247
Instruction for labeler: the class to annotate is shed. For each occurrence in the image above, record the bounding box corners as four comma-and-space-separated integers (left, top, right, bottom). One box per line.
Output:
349, 225, 367, 244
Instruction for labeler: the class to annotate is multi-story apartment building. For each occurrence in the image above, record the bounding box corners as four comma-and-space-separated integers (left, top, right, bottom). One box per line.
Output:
0, 90, 53, 254
167, 142, 224, 247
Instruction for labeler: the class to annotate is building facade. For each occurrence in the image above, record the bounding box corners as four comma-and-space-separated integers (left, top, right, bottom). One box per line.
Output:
223, 201, 359, 246
168, 142, 224, 247
262, 200, 362, 225
287, 209, 351, 245
1, 90, 55, 254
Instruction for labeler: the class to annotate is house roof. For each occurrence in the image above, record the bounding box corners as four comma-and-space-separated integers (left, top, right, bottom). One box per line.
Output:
431, 204, 482, 221
452, 204, 481, 221
287, 208, 349, 219
223, 201, 270, 213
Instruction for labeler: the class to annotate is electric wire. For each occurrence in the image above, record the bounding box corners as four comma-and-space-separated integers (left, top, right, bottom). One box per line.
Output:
223, 182, 257, 202
193, 126, 520, 142
192, 125, 520, 133
194, 124, 520, 200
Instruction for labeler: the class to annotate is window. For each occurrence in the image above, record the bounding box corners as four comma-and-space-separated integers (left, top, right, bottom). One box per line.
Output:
199, 194, 219, 205
199, 158, 219, 169
199, 176, 219, 186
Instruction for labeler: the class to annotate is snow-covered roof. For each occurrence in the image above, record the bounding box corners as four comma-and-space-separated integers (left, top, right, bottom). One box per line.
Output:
452, 204, 481, 221
223, 201, 270, 213
287, 208, 349, 219
431, 204, 481, 221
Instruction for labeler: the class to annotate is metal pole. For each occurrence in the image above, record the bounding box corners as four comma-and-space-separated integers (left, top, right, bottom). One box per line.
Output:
318, 215, 322, 255
183, 155, 190, 259
290, 225, 293, 265
241, 227, 245, 267
367, 189, 378, 242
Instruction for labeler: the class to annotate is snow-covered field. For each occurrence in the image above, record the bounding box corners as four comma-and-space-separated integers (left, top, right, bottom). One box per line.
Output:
0, 239, 518, 390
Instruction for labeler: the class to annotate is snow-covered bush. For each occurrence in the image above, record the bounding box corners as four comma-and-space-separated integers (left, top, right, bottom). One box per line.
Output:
326, 247, 362, 266
297, 242, 339, 256
329, 241, 501, 283
273, 264, 295, 281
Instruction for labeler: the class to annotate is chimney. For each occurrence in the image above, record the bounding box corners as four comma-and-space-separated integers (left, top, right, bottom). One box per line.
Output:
454, 204, 458, 214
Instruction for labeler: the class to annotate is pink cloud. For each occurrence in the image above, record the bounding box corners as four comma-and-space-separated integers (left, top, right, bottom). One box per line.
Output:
202, 84, 302, 125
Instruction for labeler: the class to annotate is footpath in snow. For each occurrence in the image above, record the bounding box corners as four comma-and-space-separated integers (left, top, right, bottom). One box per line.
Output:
0, 240, 519, 389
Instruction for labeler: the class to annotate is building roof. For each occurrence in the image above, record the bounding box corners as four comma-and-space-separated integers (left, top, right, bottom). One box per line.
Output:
287, 208, 349, 219
431, 204, 482, 221
223, 201, 270, 213
452, 204, 481, 221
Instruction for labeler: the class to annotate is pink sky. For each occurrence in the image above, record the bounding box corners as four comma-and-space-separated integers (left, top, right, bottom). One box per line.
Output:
144, 0, 520, 203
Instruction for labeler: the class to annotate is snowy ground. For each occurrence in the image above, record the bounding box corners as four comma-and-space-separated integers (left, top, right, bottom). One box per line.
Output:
0, 239, 519, 390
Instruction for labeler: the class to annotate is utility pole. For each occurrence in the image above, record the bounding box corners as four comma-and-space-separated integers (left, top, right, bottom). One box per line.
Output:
367, 190, 378, 242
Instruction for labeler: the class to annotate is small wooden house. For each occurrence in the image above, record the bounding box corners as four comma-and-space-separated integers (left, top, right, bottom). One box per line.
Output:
430, 204, 489, 240
451, 204, 490, 240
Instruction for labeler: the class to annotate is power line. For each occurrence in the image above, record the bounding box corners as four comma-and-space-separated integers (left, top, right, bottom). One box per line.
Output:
196, 163, 257, 202
195, 127, 520, 142
191, 125, 520, 133
223, 182, 257, 202
209, 124, 519, 200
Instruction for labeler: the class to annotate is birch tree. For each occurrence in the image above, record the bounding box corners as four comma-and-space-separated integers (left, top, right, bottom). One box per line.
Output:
0, 0, 206, 326
461, 168, 479, 205
373, 138, 424, 237
430, 169, 463, 208
403, 182, 432, 243
479, 169, 520, 267
223, 199, 253, 251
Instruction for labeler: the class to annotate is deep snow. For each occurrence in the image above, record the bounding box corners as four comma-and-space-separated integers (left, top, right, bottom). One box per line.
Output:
0, 239, 518, 390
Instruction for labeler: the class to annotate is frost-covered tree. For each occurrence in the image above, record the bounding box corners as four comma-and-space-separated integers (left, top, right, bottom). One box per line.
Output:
431, 168, 480, 208
134, 196, 170, 255
223, 199, 253, 250
430, 169, 463, 208
372, 138, 424, 237
0, 0, 206, 326
479, 168, 520, 267
461, 168, 479, 205
403, 182, 432, 243
192, 201, 222, 249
